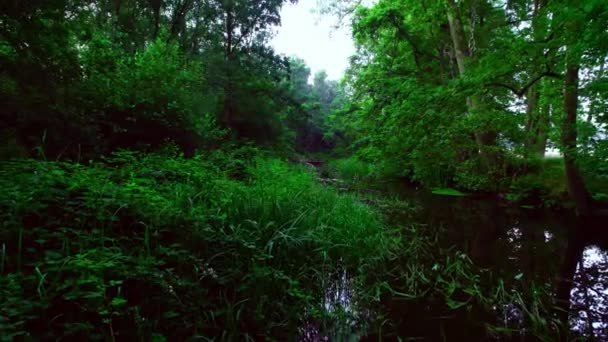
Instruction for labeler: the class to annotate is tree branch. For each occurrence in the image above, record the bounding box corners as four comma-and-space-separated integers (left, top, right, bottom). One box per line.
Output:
487, 71, 562, 97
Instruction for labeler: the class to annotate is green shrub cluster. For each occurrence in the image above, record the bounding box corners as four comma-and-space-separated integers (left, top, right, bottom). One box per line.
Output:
326, 156, 377, 185
0, 150, 399, 340
503, 157, 570, 208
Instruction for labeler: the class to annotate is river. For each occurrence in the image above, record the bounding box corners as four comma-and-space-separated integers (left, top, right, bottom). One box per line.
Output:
310, 180, 608, 340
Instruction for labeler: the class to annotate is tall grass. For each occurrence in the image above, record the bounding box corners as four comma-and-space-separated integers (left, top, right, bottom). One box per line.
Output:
0, 150, 399, 340
366, 222, 565, 341
0, 149, 569, 340
326, 156, 376, 185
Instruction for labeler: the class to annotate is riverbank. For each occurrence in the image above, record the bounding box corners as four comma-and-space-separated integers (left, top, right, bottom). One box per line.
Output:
2, 149, 604, 340
317, 155, 601, 211
309, 154, 607, 340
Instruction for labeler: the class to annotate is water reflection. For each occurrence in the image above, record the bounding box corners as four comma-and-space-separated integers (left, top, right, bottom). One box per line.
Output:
506, 226, 522, 260
300, 265, 367, 341
569, 245, 608, 339
544, 230, 554, 242
383, 182, 608, 339
304, 181, 608, 339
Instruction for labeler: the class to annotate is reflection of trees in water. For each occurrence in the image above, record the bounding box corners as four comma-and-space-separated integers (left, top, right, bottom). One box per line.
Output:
569, 245, 608, 339
300, 263, 369, 341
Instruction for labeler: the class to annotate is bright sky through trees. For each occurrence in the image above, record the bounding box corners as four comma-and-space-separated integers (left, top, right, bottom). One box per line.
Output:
271, 1, 354, 81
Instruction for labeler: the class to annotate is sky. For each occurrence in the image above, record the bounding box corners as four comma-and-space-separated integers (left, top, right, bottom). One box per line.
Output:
270, 1, 355, 81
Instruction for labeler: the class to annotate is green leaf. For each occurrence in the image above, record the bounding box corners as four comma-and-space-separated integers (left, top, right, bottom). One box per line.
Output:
110, 297, 127, 307
163, 310, 180, 319
431, 188, 467, 197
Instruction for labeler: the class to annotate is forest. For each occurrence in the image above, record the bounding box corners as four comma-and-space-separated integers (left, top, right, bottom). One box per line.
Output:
1, 0, 607, 340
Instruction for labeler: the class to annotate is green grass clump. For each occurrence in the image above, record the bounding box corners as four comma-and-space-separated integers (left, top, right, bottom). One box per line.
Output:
0, 149, 399, 340
375, 224, 563, 341
0, 149, 573, 340
326, 156, 376, 185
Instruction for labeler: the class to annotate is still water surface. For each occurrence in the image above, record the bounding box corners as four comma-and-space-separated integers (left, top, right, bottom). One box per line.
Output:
312, 182, 608, 340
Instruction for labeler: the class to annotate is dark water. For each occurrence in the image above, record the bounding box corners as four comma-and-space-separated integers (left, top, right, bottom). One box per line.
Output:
310, 182, 608, 340
384, 182, 608, 340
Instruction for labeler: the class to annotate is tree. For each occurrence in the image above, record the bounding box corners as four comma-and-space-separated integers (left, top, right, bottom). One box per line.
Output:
554, 0, 608, 215
1, 0, 313, 158
279, 58, 344, 152
331, 0, 608, 203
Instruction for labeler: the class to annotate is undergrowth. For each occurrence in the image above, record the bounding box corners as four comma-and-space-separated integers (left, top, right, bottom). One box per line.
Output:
324, 156, 377, 187
503, 157, 570, 209
0, 148, 569, 340
0, 148, 399, 340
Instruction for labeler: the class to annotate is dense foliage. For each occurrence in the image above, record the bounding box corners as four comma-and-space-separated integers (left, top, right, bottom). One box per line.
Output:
329, 0, 608, 210
0, 149, 401, 339
2, 0, 608, 339
0, 0, 346, 158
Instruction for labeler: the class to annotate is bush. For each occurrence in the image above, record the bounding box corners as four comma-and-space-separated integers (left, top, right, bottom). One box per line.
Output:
453, 157, 494, 192
504, 157, 569, 208
78, 34, 223, 154
327, 156, 376, 184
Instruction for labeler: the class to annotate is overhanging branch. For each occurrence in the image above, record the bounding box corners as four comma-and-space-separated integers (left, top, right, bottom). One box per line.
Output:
487, 71, 562, 97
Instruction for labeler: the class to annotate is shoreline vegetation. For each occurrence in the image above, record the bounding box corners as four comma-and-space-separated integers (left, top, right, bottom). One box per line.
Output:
322, 155, 583, 211
0, 148, 584, 340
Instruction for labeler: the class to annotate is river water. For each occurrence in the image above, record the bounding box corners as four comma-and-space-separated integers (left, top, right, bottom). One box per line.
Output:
311, 181, 608, 340
386, 182, 607, 340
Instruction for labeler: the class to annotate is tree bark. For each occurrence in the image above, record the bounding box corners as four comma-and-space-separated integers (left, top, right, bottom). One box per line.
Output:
445, 0, 496, 170
115, 0, 123, 15
536, 101, 550, 156
150, 0, 162, 38
525, 82, 550, 158
524, 0, 549, 158
524, 83, 540, 151
170, 0, 192, 38
446, 0, 467, 76
562, 48, 594, 215
222, 5, 235, 127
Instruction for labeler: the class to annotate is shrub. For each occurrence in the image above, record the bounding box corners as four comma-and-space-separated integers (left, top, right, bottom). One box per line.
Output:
327, 156, 376, 184
505, 157, 569, 208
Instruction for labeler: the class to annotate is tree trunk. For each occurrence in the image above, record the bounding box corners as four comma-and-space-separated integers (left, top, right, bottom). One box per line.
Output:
222, 6, 235, 127
524, 0, 549, 158
562, 48, 594, 215
524, 83, 540, 152
170, 0, 191, 38
115, 0, 122, 15
446, 1, 467, 76
445, 0, 496, 170
525, 82, 550, 158
536, 102, 550, 156
150, 0, 162, 38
